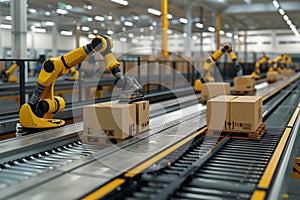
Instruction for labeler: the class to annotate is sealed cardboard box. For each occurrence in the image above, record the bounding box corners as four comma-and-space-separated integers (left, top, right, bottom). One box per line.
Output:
230, 96, 262, 132
201, 82, 230, 102
234, 75, 255, 92
133, 100, 150, 133
83, 101, 136, 139
281, 68, 295, 78
207, 95, 232, 130
266, 71, 279, 83
207, 95, 262, 132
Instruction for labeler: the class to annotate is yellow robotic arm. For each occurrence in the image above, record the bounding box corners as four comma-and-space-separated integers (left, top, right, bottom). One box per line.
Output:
269, 54, 285, 73
194, 43, 242, 92
65, 67, 79, 81
251, 55, 271, 79
19, 35, 122, 129
1, 62, 18, 83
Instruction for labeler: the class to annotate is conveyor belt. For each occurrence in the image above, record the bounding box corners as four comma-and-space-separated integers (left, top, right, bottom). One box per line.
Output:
0, 74, 299, 199
91, 78, 300, 200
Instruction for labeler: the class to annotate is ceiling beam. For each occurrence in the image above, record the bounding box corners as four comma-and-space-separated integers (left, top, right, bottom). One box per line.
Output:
223, 2, 300, 14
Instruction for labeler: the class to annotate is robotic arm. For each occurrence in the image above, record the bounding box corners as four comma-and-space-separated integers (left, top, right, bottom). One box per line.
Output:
19, 35, 139, 129
201, 43, 242, 82
1, 62, 18, 83
251, 55, 271, 79
194, 44, 242, 92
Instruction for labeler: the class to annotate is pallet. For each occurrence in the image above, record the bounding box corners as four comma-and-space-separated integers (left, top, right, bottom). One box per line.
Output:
206, 123, 266, 140
231, 89, 256, 95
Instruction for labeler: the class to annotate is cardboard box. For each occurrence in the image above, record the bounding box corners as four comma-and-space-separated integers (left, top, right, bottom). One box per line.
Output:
201, 82, 230, 102
234, 75, 255, 92
207, 95, 262, 132
266, 71, 279, 83
133, 100, 150, 133
83, 101, 136, 139
281, 68, 295, 77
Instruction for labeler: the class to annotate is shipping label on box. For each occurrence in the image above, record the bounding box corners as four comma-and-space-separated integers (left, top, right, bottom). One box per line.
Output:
207, 95, 262, 132
234, 75, 255, 92
81, 135, 112, 145
133, 100, 150, 133
202, 82, 230, 101
83, 101, 136, 139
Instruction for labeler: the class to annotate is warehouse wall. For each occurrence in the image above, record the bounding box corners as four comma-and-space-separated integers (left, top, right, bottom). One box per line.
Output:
0, 28, 300, 59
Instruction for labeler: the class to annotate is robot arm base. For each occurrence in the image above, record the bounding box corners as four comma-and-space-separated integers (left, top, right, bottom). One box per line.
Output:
19, 103, 65, 129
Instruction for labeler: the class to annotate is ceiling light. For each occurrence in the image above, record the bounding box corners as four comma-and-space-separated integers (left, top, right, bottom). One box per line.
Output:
88, 34, 95, 39
147, 8, 161, 16
167, 14, 172, 19
45, 21, 55, 26
287, 20, 292, 25
5, 16, 12, 21
183, 33, 187, 37
139, 28, 144, 32
132, 39, 138, 43
66, 5, 72, 10
101, 23, 105, 27
56, 9, 68, 15
0, 24, 12, 29
87, 17, 93, 22
208, 26, 215, 32
95, 16, 105, 21
167, 30, 173, 34
272, 0, 279, 8
33, 28, 46, 33
152, 21, 157, 26
149, 26, 153, 30
120, 37, 127, 42
128, 33, 134, 38
107, 30, 114, 35
234, 35, 238, 39
81, 26, 90, 31
45, 11, 51, 16
108, 15, 113, 20
192, 35, 197, 40
179, 18, 188, 24
86, 5, 93, 10
239, 36, 244, 41
279, 8, 285, 15
246, 38, 250, 43
124, 21, 133, 26
219, 30, 224, 35
195, 23, 204, 29
28, 8, 36, 13
111, 0, 128, 6
226, 32, 233, 37
61, 31, 72, 36
93, 30, 98, 34
133, 16, 139, 20
150, 36, 155, 40
122, 27, 126, 31
283, 15, 289, 21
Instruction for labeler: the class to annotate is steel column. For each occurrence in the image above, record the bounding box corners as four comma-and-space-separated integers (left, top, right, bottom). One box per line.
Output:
161, 0, 169, 57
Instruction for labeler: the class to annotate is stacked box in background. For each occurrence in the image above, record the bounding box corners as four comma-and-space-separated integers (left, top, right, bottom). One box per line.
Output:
281, 68, 295, 78
207, 95, 262, 132
233, 75, 255, 92
201, 82, 230, 103
266, 71, 279, 83
82, 100, 150, 145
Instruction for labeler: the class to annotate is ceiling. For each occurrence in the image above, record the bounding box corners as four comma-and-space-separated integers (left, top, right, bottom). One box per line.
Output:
0, 0, 300, 37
